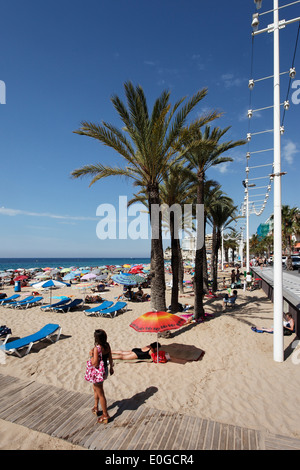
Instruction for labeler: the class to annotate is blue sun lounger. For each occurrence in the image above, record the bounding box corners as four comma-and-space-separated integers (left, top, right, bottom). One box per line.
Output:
97, 301, 127, 318
15, 296, 44, 309
52, 298, 83, 313
0, 294, 20, 306
40, 298, 71, 311
83, 300, 114, 316
6, 296, 35, 308
0, 323, 62, 357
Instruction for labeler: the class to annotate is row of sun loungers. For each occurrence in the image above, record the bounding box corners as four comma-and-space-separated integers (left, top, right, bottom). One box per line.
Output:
84, 300, 127, 317
0, 295, 44, 309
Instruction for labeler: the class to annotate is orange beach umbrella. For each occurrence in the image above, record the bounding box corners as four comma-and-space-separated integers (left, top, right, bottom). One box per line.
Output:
130, 311, 186, 363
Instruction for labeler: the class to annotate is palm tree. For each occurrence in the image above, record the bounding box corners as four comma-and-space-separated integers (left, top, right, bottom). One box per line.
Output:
159, 163, 195, 311
270, 205, 300, 270
181, 125, 246, 319
129, 163, 195, 312
208, 193, 237, 292
71, 82, 217, 310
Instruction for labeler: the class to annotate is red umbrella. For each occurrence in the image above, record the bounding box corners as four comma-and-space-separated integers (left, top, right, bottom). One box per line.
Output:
129, 265, 144, 274
130, 311, 186, 363
13, 275, 28, 281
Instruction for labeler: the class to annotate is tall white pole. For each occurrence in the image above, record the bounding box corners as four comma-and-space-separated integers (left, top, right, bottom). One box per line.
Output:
246, 188, 250, 273
273, 0, 284, 362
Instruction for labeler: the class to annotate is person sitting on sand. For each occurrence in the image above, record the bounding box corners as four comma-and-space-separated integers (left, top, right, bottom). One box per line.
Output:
112, 342, 160, 361
251, 313, 295, 336
117, 285, 133, 301
222, 290, 237, 310
132, 286, 149, 302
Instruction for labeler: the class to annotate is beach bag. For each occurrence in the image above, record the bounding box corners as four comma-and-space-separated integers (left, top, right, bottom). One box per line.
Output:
84, 346, 105, 383
151, 350, 168, 363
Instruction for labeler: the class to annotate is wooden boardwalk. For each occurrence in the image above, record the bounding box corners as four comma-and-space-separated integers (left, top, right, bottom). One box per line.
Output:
0, 373, 300, 450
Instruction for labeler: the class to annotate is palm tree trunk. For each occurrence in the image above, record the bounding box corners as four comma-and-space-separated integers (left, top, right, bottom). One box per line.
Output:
203, 215, 209, 293
194, 171, 205, 320
177, 239, 184, 294
211, 224, 217, 292
148, 184, 166, 311
170, 212, 180, 312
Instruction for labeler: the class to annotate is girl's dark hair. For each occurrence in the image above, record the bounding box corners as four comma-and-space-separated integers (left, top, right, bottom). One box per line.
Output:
94, 329, 108, 348
150, 342, 161, 351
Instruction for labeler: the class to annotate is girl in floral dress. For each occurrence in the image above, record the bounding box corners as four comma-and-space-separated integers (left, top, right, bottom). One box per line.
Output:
85, 329, 114, 423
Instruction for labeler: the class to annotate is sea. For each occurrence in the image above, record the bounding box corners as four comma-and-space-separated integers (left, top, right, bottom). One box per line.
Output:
0, 258, 151, 272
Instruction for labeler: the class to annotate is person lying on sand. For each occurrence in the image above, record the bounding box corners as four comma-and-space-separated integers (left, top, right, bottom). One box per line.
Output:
251, 313, 295, 336
111, 342, 160, 360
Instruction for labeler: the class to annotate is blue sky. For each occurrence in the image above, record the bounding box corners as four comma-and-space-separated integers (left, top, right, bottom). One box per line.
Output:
0, 0, 299, 257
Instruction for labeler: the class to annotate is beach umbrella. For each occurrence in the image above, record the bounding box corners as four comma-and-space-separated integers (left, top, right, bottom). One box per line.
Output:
72, 283, 94, 301
60, 268, 71, 273
13, 275, 28, 281
81, 273, 97, 281
111, 272, 145, 286
130, 311, 186, 363
129, 265, 144, 274
31, 279, 70, 305
63, 272, 78, 281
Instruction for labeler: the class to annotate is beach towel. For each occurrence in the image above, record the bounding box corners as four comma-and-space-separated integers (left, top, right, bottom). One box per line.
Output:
251, 326, 273, 334
162, 343, 205, 363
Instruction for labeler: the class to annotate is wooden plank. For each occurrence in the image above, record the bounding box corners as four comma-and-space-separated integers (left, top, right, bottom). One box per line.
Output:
41, 391, 85, 435
0, 383, 45, 421
148, 412, 174, 450
211, 421, 221, 450
203, 419, 215, 450
115, 407, 153, 451
66, 407, 99, 447
235, 426, 242, 450
195, 418, 208, 450
227, 424, 235, 450
96, 409, 139, 451
156, 413, 181, 450
183, 416, 202, 450
34, 390, 76, 433
85, 406, 147, 450
0, 380, 37, 413
219, 423, 229, 450
52, 395, 92, 440
163, 413, 186, 450
127, 407, 157, 450
139, 410, 169, 451
249, 429, 259, 450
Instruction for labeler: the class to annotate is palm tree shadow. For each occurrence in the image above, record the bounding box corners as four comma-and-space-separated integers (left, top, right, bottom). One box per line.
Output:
107, 386, 158, 422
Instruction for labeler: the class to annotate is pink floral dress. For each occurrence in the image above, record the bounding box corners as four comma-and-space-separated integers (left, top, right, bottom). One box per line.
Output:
84, 345, 105, 383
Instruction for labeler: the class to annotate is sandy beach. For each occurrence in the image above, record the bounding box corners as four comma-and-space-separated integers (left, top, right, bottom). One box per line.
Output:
0, 270, 300, 450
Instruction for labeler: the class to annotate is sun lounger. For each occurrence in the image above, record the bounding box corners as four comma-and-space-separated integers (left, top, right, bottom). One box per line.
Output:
52, 298, 83, 313
6, 296, 35, 308
15, 296, 44, 309
97, 301, 127, 318
83, 300, 114, 316
0, 325, 12, 345
0, 294, 20, 306
40, 298, 71, 311
0, 323, 62, 357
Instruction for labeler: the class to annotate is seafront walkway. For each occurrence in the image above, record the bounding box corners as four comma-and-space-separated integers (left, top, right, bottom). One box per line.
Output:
252, 267, 300, 337
1, 373, 300, 450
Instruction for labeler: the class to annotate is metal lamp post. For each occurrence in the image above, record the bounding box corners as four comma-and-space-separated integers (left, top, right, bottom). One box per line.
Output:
252, 0, 300, 361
